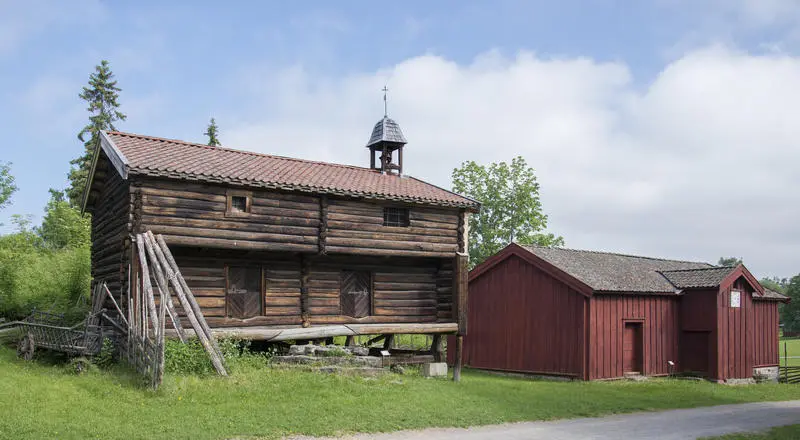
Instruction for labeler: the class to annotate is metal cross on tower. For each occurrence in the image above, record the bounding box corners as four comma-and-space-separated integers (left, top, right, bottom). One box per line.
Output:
382, 85, 389, 116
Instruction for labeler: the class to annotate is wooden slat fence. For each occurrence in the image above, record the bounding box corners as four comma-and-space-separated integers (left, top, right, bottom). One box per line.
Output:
779, 366, 800, 384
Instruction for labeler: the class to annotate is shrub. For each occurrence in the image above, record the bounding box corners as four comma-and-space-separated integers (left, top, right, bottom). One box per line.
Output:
0, 232, 90, 321
164, 338, 272, 375
94, 338, 117, 369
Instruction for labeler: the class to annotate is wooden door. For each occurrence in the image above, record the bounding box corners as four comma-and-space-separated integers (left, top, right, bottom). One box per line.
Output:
681, 331, 710, 375
227, 266, 261, 319
340, 271, 371, 318
623, 322, 643, 374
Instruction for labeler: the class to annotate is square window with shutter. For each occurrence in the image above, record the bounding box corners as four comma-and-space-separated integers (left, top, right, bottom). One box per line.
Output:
340, 271, 372, 318
227, 266, 262, 319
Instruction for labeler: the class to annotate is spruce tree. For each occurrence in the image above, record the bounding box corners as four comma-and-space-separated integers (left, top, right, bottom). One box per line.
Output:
205, 117, 221, 146
67, 60, 126, 206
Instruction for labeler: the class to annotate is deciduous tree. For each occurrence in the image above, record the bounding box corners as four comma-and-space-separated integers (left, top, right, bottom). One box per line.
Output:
0, 162, 17, 212
781, 275, 800, 333
717, 256, 743, 267
452, 156, 563, 266
38, 189, 90, 249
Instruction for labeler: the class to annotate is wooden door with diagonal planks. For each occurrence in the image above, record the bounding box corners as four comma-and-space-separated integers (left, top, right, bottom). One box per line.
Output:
227, 266, 262, 318
340, 270, 371, 318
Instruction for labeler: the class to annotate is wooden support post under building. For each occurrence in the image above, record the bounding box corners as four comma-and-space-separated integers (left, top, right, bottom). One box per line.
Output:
383, 334, 395, 350
453, 251, 469, 382
430, 334, 443, 362
345, 335, 355, 347
453, 335, 464, 382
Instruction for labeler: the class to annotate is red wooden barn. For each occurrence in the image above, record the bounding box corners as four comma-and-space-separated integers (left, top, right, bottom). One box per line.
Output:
454, 243, 788, 381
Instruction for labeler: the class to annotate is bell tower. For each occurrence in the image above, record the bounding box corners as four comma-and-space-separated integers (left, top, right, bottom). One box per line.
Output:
366, 86, 407, 175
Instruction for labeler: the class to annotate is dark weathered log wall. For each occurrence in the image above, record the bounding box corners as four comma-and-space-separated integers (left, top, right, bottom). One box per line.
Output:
163, 248, 449, 327
90, 154, 131, 308
325, 199, 459, 257
133, 177, 461, 259
133, 179, 319, 253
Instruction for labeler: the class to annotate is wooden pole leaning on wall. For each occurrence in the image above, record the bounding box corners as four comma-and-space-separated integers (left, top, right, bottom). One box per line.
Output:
141, 233, 186, 342
152, 232, 223, 358
135, 237, 160, 339
147, 232, 227, 376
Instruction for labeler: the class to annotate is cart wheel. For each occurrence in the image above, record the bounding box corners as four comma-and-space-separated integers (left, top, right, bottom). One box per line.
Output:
17, 333, 35, 361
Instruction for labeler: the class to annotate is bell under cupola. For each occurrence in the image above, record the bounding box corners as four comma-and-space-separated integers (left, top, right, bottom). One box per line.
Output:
366, 86, 407, 175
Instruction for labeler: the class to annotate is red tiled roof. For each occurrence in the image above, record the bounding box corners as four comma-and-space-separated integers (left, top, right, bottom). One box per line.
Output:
103, 131, 478, 209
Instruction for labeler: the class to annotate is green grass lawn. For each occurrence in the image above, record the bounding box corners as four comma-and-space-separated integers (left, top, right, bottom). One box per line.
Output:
0, 347, 799, 440
779, 338, 800, 366
703, 424, 800, 439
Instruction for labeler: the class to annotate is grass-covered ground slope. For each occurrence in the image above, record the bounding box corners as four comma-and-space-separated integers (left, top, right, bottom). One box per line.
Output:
0, 346, 798, 440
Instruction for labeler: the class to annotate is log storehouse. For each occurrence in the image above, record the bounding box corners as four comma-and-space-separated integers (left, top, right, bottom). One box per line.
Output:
81, 113, 479, 360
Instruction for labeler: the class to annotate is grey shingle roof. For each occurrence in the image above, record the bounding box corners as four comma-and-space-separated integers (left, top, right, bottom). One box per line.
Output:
761, 288, 789, 300
659, 267, 737, 289
366, 116, 407, 148
522, 245, 713, 293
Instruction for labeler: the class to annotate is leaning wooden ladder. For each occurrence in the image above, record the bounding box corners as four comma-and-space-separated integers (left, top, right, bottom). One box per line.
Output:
119, 231, 227, 389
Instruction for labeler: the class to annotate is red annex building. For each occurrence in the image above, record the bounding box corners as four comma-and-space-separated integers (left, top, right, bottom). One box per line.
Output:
457, 244, 788, 381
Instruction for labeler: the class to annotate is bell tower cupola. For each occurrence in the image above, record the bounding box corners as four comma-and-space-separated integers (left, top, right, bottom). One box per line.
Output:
366, 86, 407, 175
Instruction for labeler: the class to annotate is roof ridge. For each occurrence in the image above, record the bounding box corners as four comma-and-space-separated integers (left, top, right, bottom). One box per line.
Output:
406, 175, 481, 205
660, 266, 736, 274
523, 244, 711, 266
106, 131, 385, 174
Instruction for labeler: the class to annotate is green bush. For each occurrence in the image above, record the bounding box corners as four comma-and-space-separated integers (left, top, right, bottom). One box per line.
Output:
0, 232, 90, 321
164, 338, 272, 375
94, 338, 117, 369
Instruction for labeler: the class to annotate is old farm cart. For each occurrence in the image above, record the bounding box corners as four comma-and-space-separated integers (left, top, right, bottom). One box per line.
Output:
7, 283, 123, 363
13, 309, 107, 361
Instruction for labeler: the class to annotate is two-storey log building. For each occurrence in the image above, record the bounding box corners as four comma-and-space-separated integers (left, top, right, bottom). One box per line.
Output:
82, 115, 478, 344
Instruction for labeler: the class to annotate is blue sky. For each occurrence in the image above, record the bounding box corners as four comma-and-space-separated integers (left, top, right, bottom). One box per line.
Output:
2, 0, 800, 277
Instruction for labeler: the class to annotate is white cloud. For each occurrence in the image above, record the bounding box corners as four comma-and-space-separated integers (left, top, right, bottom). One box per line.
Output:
224, 46, 800, 278
0, 0, 105, 55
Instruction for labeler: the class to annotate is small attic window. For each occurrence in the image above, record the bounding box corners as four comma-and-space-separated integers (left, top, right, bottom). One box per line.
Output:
226, 190, 252, 216
383, 207, 409, 227
231, 196, 247, 212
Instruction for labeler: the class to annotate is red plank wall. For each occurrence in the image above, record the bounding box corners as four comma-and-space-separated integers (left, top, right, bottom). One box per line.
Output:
716, 278, 755, 380
460, 255, 586, 378
679, 289, 718, 377
589, 295, 680, 379
752, 300, 780, 367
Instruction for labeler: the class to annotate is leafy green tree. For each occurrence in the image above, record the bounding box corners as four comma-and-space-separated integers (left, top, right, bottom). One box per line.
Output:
205, 117, 221, 146
0, 162, 17, 212
37, 189, 91, 249
452, 156, 564, 266
782, 275, 800, 333
760, 276, 788, 294
67, 60, 126, 206
718, 256, 743, 267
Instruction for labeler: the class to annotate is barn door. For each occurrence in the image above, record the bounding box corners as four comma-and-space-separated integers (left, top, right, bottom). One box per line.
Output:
340, 271, 371, 318
623, 322, 643, 374
227, 266, 262, 319
681, 331, 711, 376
